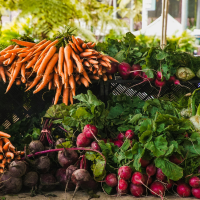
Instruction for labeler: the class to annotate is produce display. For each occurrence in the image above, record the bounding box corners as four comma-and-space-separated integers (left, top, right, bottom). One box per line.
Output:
1, 31, 200, 199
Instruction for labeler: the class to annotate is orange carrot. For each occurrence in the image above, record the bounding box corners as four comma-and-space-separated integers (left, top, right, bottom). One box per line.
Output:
99, 60, 108, 67
3, 142, 10, 152
72, 35, 83, 52
61, 72, 65, 85
37, 46, 57, 76
82, 70, 91, 83
105, 55, 119, 63
75, 74, 80, 82
6, 158, 11, 163
25, 76, 42, 91
0, 131, 11, 138
88, 59, 98, 65
33, 54, 46, 72
3, 53, 16, 65
64, 45, 73, 76
77, 80, 81, 85
9, 143, 15, 153
32, 40, 51, 54
0, 45, 14, 55
3, 53, 12, 59
0, 66, 6, 83
69, 75, 76, 91
89, 42, 96, 48
5, 152, 14, 159
87, 66, 93, 72
89, 75, 100, 80
2, 158, 6, 165
86, 42, 92, 46
108, 74, 113, 79
62, 87, 69, 105
69, 41, 79, 54
11, 39, 35, 47
77, 38, 84, 45
0, 164, 5, 169
87, 55, 97, 59
80, 51, 93, 57
93, 64, 99, 69
6, 57, 23, 93
82, 43, 87, 49
18, 51, 33, 63
26, 55, 39, 69
18, 51, 31, 57
54, 73, 60, 88
40, 39, 59, 56
84, 49, 95, 52
16, 79, 21, 85
101, 56, 111, 62
35, 39, 47, 47
48, 80, 53, 90
54, 82, 62, 105
80, 77, 89, 87
54, 65, 58, 74
71, 51, 84, 73
5, 48, 25, 54
63, 61, 69, 87
93, 68, 97, 74
33, 50, 43, 57
0, 139, 3, 153
102, 74, 108, 81
21, 63, 26, 79
58, 47, 64, 75
0, 155, 3, 160
97, 55, 103, 59
33, 73, 53, 94
83, 61, 90, 67
69, 89, 73, 104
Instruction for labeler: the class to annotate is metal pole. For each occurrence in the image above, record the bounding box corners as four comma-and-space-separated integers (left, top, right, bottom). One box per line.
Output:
142, 0, 148, 30
181, 0, 188, 32
130, 0, 134, 32
113, 0, 117, 19
197, 0, 200, 29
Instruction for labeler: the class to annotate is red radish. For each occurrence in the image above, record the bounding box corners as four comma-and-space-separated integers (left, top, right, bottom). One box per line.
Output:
146, 164, 157, 177
189, 176, 200, 188
140, 158, 150, 168
192, 187, 200, 199
118, 166, 132, 180
150, 181, 165, 197
177, 183, 191, 197
106, 62, 118, 75
168, 75, 176, 82
91, 141, 100, 151
157, 71, 163, 81
142, 72, 154, 82
114, 140, 123, 147
130, 64, 142, 79
102, 139, 107, 143
156, 168, 166, 181
117, 133, 124, 141
130, 183, 145, 197
169, 154, 183, 165
105, 173, 118, 187
143, 174, 152, 185
76, 133, 91, 147
125, 130, 134, 139
164, 179, 174, 190
118, 179, 128, 191
116, 186, 128, 195
83, 124, 98, 139
155, 79, 166, 97
118, 62, 131, 80
131, 172, 144, 185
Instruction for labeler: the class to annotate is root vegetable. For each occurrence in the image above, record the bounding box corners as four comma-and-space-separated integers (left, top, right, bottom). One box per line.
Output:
113, 140, 123, 147
192, 187, 200, 199
156, 168, 166, 181
105, 173, 118, 187
58, 150, 78, 168
83, 124, 98, 139
118, 62, 131, 80
117, 133, 124, 141
9, 160, 26, 178
131, 172, 144, 185
40, 173, 57, 191
35, 156, 50, 173
118, 179, 128, 191
130, 183, 145, 197
125, 130, 134, 139
146, 164, 157, 177
177, 183, 191, 197
29, 140, 44, 154
140, 158, 150, 168
23, 171, 38, 188
150, 181, 165, 197
91, 141, 100, 151
189, 176, 200, 188
118, 166, 132, 180
76, 133, 91, 147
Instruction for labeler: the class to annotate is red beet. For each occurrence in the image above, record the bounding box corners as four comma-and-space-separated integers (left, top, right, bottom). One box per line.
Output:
106, 62, 118, 75
125, 130, 134, 139
118, 62, 131, 80
58, 150, 78, 168
118, 166, 132, 180
91, 141, 100, 151
105, 173, 118, 187
130, 183, 145, 197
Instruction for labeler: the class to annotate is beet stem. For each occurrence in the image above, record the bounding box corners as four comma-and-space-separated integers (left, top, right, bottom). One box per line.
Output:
58, 125, 70, 134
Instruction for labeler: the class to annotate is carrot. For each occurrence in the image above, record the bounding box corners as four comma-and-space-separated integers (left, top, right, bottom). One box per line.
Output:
0, 155, 3, 160
102, 67, 107, 73
0, 140, 3, 153
0, 45, 14, 55
89, 43, 96, 48
88, 59, 98, 65
6, 158, 11, 163
101, 56, 111, 62
93, 64, 99, 69
25, 76, 42, 92
4, 53, 16, 65
97, 54, 103, 59
40, 39, 59, 56
15, 79, 21, 85
82, 70, 91, 83
5, 68, 11, 78
37, 46, 57, 76
75, 74, 80, 82
35, 39, 47, 47
32, 40, 51, 54
18, 51, 31, 57
5, 48, 25, 54
5, 152, 14, 159
86, 42, 92, 47
71, 51, 84, 73
69, 41, 79, 54
58, 47, 64, 75
48, 80, 53, 90
3, 142, 10, 152
33, 54, 46, 72
21, 77, 26, 84
93, 68, 97, 74
84, 49, 95, 52
102, 74, 108, 81
54, 82, 62, 105
15, 155, 21, 160
0, 66, 6, 83
2, 158, 6, 165
77, 38, 84, 45
80, 51, 93, 57
64, 45, 73, 76
69, 75, 75, 90
21, 63, 26, 79
26, 55, 39, 69
6, 57, 23, 93
11, 39, 35, 47
105, 61, 111, 68
3, 53, 12, 59
99, 60, 108, 67
43, 53, 59, 79
61, 72, 65, 85
70, 89, 73, 104
82, 43, 87, 49
89, 75, 99, 80
18, 51, 33, 63
87, 55, 97, 59
72, 35, 83, 52
54, 73, 60, 88
33, 50, 43, 57
0, 164, 5, 169
87, 66, 93, 72
80, 77, 89, 87
105, 55, 119, 63
0, 131, 11, 138
33, 73, 54, 94
77, 80, 81, 85
83, 61, 90, 67
9, 143, 15, 153
62, 87, 69, 105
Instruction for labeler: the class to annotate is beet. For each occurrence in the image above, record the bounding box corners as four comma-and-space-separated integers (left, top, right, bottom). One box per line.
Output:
189, 176, 200, 188
0, 172, 22, 194
130, 183, 145, 197
156, 168, 166, 181
9, 160, 26, 178
40, 173, 57, 191
118, 166, 132, 180
192, 187, 200, 199
44, 146, 56, 158
23, 171, 38, 188
125, 130, 134, 139
118, 62, 131, 80
83, 124, 98, 139
29, 140, 44, 154
177, 183, 191, 197
105, 173, 118, 187
91, 141, 101, 151
150, 181, 165, 197
55, 138, 66, 148
58, 150, 78, 168
35, 156, 50, 173
76, 133, 91, 147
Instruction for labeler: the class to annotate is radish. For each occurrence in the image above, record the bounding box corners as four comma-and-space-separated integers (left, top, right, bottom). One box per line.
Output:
118, 179, 128, 191
118, 166, 132, 180
106, 62, 118, 75
168, 75, 176, 82
130, 183, 145, 197
164, 179, 174, 190
143, 174, 152, 185
117, 133, 124, 141
131, 172, 144, 185
177, 183, 191, 197
142, 72, 154, 82
155, 79, 166, 97
118, 62, 131, 80
91, 141, 100, 151
146, 164, 157, 177
125, 130, 134, 140
157, 71, 163, 81
116, 186, 128, 195
156, 168, 166, 181
169, 154, 183, 165
189, 176, 200, 188
192, 187, 200, 199
105, 173, 118, 187
76, 133, 91, 147
130, 64, 142, 79
150, 181, 165, 198
140, 158, 150, 168
113, 140, 123, 147
83, 124, 98, 139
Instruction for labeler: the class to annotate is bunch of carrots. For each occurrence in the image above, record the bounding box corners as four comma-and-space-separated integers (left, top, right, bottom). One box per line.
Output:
0, 35, 118, 105
0, 131, 24, 174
